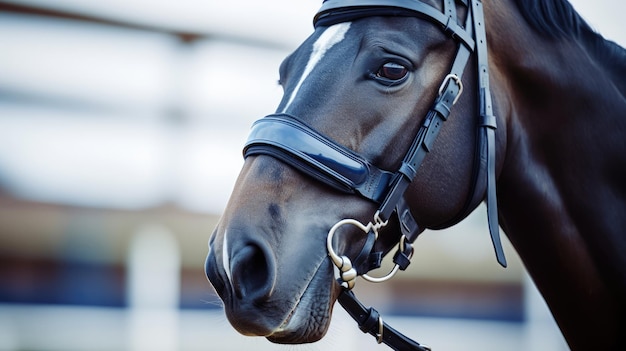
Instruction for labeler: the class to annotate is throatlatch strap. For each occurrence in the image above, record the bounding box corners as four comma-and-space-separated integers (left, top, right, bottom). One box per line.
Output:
472, 0, 506, 267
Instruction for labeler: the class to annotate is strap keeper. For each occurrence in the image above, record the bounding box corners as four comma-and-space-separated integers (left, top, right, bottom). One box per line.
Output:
398, 162, 417, 180
358, 307, 381, 335
480, 114, 497, 129
397, 200, 420, 242
443, 16, 459, 41
433, 100, 452, 120
393, 242, 414, 270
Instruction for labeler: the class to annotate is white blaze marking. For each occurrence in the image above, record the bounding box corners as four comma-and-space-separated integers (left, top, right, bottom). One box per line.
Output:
218, 23, 351, 290
222, 231, 232, 283
281, 22, 351, 112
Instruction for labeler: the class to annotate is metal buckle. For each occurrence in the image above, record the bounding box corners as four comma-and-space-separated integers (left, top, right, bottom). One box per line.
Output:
437, 74, 464, 105
376, 315, 384, 344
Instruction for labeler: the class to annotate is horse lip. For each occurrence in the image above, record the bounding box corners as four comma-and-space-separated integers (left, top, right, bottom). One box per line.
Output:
266, 256, 335, 344
273, 305, 297, 334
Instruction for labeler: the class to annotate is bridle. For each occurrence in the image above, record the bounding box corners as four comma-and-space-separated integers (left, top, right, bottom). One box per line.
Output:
243, 0, 505, 349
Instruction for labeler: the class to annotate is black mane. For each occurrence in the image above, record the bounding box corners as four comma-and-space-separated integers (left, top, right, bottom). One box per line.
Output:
513, 0, 625, 93
513, 0, 588, 38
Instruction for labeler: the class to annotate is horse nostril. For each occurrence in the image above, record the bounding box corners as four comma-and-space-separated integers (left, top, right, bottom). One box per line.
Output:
230, 243, 276, 302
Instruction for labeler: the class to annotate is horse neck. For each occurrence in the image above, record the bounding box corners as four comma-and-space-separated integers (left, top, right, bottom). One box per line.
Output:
485, 1, 626, 348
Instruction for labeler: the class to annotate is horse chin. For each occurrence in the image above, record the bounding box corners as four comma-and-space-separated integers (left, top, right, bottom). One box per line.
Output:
266, 261, 338, 345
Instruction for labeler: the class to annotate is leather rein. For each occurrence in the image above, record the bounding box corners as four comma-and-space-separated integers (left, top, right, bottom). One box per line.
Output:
244, 0, 505, 349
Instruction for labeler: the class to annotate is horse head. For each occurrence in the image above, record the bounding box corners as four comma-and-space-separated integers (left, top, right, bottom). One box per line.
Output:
206, 0, 505, 345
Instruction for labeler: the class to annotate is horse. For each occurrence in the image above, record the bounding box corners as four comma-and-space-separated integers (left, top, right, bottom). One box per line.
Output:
205, 0, 626, 349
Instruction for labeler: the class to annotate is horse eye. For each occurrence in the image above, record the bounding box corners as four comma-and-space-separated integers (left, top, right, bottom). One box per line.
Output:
376, 62, 409, 81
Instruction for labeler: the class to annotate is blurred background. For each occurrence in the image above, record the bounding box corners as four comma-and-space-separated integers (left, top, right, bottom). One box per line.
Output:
0, 0, 622, 350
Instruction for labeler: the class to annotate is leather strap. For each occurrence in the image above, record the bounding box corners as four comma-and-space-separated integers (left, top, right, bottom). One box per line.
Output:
315, 0, 474, 49
377, 46, 471, 222
338, 290, 431, 351
331, 2, 506, 350
352, 231, 382, 274
244, 115, 394, 203
472, 0, 506, 267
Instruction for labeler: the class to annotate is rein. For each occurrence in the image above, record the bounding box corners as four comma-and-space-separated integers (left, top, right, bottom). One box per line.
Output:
244, 0, 504, 349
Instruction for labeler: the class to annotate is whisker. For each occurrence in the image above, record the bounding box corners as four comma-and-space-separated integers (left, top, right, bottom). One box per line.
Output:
199, 297, 224, 308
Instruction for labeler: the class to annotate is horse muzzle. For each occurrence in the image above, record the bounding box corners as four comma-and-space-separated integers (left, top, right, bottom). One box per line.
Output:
205, 230, 280, 336
205, 226, 338, 343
